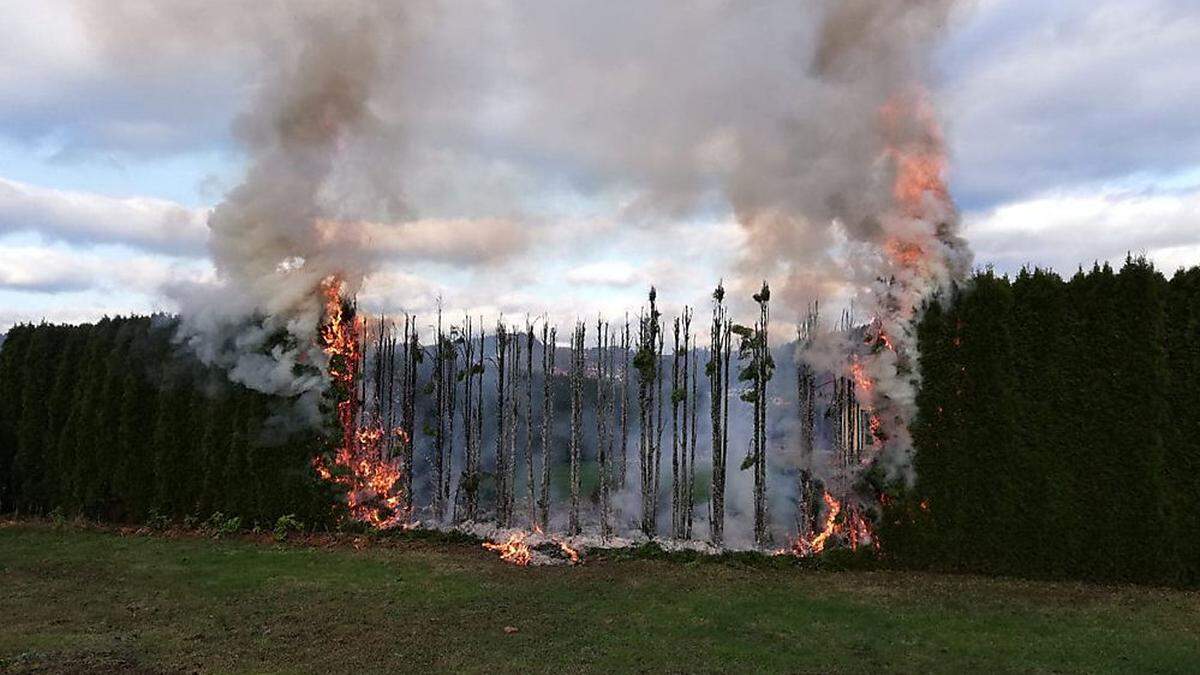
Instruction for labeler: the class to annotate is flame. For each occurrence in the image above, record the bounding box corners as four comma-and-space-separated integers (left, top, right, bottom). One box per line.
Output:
833, 88, 952, 486
849, 358, 873, 395
867, 415, 882, 440
558, 541, 581, 564
848, 357, 884, 447
885, 239, 928, 270
790, 490, 876, 558
877, 332, 896, 352
874, 88, 955, 293
484, 527, 583, 566
312, 276, 407, 529
483, 532, 533, 566
879, 90, 950, 219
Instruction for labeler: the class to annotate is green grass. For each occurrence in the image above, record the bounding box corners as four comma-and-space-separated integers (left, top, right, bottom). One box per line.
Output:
1, 522, 1197, 674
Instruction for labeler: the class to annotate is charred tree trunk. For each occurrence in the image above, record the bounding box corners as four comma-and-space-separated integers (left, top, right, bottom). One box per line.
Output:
637, 288, 662, 538
434, 309, 445, 521
402, 315, 419, 522
458, 317, 476, 522
568, 322, 585, 535
796, 303, 819, 538
597, 319, 611, 539
508, 333, 519, 526
686, 341, 698, 539
671, 317, 681, 538
470, 322, 485, 520
750, 282, 772, 548
654, 313, 664, 535
525, 321, 536, 527
433, 307, 459, 524
385, 325, 398, 460
708, 284, 731, 546
495, 323, 510, 527
606, 326, 618, 537
619, 317, 630, 491
539, 323, 555, 530
431, 306, 456, 523
667, 309, 695, 540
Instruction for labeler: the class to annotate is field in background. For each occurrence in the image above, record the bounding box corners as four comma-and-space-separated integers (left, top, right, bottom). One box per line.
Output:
1, 522, 1197, 674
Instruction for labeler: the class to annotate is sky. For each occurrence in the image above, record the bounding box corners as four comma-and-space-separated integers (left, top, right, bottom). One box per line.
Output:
1, 0, 1198, 331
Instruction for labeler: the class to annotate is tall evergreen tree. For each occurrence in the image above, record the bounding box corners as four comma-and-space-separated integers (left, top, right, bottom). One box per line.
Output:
0, 326, 34, 510
1165, 267, 1200, 583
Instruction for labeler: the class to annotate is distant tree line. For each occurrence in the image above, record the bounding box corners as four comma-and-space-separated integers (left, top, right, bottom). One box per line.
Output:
0, 316, 332, 526
883, 258, 1200, 586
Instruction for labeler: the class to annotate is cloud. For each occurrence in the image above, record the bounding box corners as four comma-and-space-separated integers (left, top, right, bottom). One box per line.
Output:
7, 1, 1198, 216
0, 177, 208, 255
941, 0, 1200, 208
320, 217, 530, 266
565, 261, 641, 288
0, 2, 248, 160
0, 242, 212, 294
964, 183, 1200, 274
0, 298, 165, 330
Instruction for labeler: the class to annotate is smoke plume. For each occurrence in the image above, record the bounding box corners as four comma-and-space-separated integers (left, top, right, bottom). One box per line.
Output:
796, 0, 973, 484
79, 3, 426, 419
187, 6, 395, 416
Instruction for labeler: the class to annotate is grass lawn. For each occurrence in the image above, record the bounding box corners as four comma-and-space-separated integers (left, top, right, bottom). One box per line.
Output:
1, 522, 1197, 674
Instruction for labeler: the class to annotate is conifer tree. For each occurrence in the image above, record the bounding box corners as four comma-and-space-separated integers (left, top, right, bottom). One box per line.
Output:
1165, 267, 1200, 582
14, 324, 60, 512
0, 326, 33, 511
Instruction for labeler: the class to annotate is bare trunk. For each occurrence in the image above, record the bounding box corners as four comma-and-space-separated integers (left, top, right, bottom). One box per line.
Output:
637, 289, 662, 538
596, 320, 613, 539
539, 323, 555, 530
525, 322, 535, 527
495, 323, 509, 526
671, 317, 681, 538
619, 318, 629, 490
568, 322, 585, 535
708, 284, 730, 546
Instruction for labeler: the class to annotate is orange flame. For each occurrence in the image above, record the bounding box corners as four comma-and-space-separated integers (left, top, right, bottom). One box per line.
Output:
877, 331, 896, 352
879, 90, 950, 219
790, 490, 876, 558
483, 532, 533, 566
484, 527, 582, 566
312, 276, 407, 529
876, 89, 954, 282
849, 358, 873, 395
849, 357, 884, 445
558, 541, 581, 564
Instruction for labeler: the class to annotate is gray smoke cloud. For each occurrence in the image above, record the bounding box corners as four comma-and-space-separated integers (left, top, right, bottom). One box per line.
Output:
77, 2, 428, 417
187, 5, 403, 417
